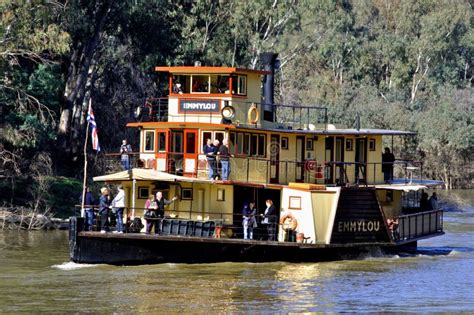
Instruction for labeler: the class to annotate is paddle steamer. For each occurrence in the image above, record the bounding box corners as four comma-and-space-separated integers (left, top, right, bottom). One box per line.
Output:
69, 54, 444, 265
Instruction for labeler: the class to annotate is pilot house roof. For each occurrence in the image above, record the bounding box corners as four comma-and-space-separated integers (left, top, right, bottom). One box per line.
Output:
155, 66, 270, 75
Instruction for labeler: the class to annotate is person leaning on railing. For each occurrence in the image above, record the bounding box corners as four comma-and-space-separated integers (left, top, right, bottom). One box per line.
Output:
99, 187, 111, 233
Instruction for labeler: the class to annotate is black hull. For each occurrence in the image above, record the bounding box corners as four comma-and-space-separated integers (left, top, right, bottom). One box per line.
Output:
69, 218, 415, 265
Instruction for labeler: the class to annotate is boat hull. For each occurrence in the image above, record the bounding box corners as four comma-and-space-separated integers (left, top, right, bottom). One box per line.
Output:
69, 217, 416, 265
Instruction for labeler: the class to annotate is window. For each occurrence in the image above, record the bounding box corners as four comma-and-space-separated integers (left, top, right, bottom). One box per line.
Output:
231, 75, 247, 95
172, 75, 191, 94
210, 75, 230, 93
181, 188, 193, 200
217, 188, 225, 201
345, 139, 353, 151
158, 132, 167, 152
243, 134, 250, 154
369, 139, 376, 151
229, 132, 236, 154
138, 187, 149, 199
237, 133, 244, 154
172, 132, 183, 153
200, 131, 226, 153
191, 75, 209, 93
144, 131, 154, 152
281, 137, 289, 150
202, 131, 212, 151
306, 139, 313, 151
258, 134, 266, 156
251, 134, 258, 155
186, 132, 196, 154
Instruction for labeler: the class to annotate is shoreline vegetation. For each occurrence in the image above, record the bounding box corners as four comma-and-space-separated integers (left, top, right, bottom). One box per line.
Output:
0, 1, 472, 218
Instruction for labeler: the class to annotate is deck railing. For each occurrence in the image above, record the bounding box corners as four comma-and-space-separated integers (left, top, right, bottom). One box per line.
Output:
99, 152, 426, 187
134, 98, 328, 127
396, 210, 443, 241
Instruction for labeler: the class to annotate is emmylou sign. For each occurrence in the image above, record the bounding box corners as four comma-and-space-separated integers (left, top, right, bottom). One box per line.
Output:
179, 99, 221, 113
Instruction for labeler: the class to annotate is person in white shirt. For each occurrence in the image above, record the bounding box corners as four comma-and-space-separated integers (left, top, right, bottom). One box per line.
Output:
112, 185, 126, 233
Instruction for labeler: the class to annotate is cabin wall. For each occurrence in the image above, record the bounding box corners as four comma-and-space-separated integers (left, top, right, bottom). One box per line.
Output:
366, 135, 383, 184
278, 188, 316, 242
311, 189, 339, 244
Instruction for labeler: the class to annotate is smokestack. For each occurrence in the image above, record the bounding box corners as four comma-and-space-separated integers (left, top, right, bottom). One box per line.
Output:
260, 52, 278, 122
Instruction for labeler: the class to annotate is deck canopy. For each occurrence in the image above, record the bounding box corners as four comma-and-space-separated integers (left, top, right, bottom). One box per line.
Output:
93, 168, 210, 183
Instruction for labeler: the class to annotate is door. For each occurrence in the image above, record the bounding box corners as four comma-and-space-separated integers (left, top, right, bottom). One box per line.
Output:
168, 130, 184, 174
335, 137, 345, 184
184, 129, 198, 175
296, 136, 305, 182
270, 134, 280, 184
154, 129, 169, 171
325, 136, 334, 184
355, 138, 367, 183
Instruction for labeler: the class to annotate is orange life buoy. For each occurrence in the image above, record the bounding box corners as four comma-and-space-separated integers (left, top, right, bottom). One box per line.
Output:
279, 213, 298, 231
247, 104, 260, 124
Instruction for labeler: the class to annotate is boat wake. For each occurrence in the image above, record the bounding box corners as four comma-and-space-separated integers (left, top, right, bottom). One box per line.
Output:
52, 261, 99, 270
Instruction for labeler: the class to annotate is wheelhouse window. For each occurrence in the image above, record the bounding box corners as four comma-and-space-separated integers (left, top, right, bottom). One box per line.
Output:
186, 132, 196, 154
231, 75, 247, 95
191, 75, 210, 93
144, 130, 154, 152
210, 75, 230, 93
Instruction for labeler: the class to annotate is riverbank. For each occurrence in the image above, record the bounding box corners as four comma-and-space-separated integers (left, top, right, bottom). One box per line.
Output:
0, 208, 69, 230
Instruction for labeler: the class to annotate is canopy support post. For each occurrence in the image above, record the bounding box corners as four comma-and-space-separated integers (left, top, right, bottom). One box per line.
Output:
132, 178, 136, 218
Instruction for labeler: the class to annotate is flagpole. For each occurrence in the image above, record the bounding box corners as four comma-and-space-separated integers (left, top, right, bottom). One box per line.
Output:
81, 107, 91, 218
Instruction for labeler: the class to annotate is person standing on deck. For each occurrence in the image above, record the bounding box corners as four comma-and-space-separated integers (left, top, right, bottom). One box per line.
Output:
218, 138, 232, 180
203, 139, 216, 180
429, 192, 439, 210
212, 139, 220, 180
80, 186, 96, 231
242, 202, 257, 240
144, 194, 158, 234
99, 187, 111, 233
262, 199, 277, 241
120, 139, 132, 170
111, 185, 125, 233
382, 147, 395, 183
155, 191, 178, 234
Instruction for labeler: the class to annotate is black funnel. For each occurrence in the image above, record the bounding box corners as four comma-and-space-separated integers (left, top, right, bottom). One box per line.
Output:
260, 52, 278, 122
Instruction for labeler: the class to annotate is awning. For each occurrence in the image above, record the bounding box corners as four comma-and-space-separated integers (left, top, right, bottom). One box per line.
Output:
93, 168, 211, 183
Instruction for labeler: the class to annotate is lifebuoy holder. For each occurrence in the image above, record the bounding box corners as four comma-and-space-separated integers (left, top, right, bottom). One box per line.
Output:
279, 213, 298, 231
247, 103, 260, 124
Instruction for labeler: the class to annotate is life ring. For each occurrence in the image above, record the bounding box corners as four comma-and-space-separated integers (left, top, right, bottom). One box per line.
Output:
247, 104, 260, 124
279, 213, 298, 231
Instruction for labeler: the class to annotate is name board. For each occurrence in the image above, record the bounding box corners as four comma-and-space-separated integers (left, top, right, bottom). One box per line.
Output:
179, 99, 221, 114
330, 188, 390, 244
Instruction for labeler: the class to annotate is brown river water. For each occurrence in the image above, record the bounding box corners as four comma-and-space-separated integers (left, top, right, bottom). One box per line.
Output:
0, 190, 473, 313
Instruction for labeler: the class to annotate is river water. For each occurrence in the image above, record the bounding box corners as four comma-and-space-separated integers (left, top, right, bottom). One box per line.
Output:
0, 190, 473, 313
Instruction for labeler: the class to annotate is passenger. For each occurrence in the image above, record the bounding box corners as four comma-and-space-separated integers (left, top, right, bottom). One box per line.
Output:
155, 191, 178, 234
212, 139, 220, 180
242, 202, 257, 240
382, 147, 395, 183
111, 185, 125, 233
262, 199, 277, 241
429, 192, 438, 210
80, 186, 96, 231
120, 139, 133, 170
144, 194, 158, 234
99, 187, 111, 233
420, 191, 431, 211
218, 138, 231, 180
173, 82, 183, 94
387, 218, 400, 240
203, 139, 216, 180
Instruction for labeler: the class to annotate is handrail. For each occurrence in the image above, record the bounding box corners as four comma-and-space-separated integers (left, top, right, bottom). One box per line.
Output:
98, 151, 427, 186
395, 209, 443, 241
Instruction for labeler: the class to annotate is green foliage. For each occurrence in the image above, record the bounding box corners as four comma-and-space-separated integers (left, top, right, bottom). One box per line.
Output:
1, 0, 472, 200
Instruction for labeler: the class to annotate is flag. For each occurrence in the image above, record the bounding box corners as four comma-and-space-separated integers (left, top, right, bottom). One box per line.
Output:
86, 99, 101, 152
